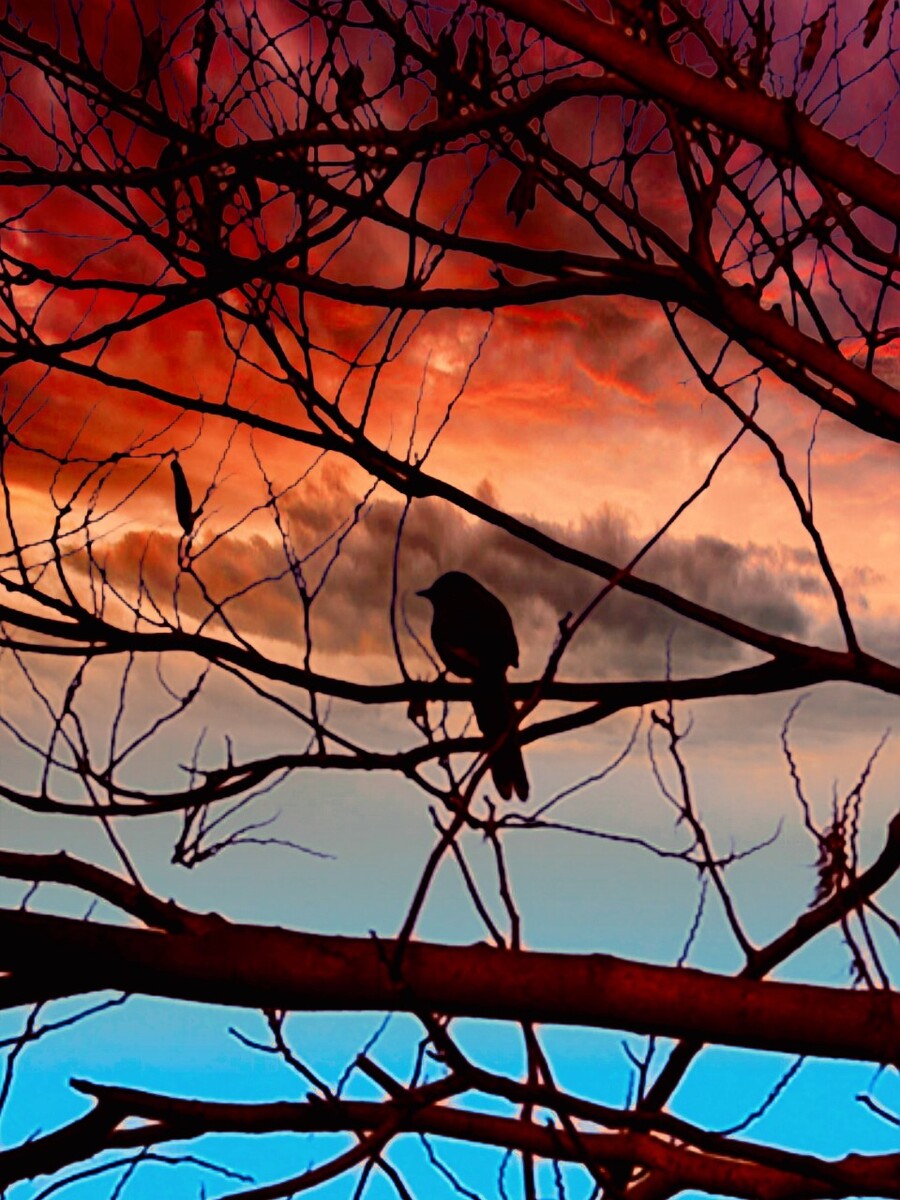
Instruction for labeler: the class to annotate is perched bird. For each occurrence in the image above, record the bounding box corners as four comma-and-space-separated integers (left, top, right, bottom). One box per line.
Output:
169, 456, 197, 537
418, 571, 529, 801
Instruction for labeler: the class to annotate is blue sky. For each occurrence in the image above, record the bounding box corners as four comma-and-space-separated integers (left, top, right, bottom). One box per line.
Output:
2, 679, 898, 1199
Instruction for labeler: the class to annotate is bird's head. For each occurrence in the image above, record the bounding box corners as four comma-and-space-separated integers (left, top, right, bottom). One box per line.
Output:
416, 572, 474, 605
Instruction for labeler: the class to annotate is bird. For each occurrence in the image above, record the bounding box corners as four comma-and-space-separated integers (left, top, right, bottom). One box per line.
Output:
418, 571, 529, 801
169, 456, 197, 537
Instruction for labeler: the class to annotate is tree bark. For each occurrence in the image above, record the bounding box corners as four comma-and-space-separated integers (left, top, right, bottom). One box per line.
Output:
3, 909, 897, 1064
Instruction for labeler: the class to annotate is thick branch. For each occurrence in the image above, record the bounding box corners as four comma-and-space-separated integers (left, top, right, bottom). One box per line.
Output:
641, 811, 900, 1112
491, 0, 900, 226
2, 1081, 898, 1199
1, 909, 897, 1063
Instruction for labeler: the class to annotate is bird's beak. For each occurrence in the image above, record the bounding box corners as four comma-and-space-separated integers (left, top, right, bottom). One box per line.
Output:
416, 586, 432, 599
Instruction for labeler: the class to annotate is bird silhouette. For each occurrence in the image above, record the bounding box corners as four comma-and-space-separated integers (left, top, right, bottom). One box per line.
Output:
418, 571, 529, 801
169, 457, 197, 537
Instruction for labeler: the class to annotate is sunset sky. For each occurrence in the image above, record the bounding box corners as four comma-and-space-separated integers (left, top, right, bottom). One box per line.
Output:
1, 1, 898, 1197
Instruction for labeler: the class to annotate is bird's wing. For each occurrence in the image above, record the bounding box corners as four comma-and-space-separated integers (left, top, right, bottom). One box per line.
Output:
484, 590, 519, 669
440, 640, 483, 677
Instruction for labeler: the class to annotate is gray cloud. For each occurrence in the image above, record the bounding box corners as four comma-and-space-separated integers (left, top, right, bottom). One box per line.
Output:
83, 463, 880, 685
275, 471, 819, 680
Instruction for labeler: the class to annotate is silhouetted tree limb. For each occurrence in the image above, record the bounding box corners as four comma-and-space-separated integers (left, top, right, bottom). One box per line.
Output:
3, 1079, 898, 1199
491, 0, 900, 225
1, 2, 897, 1194
2, 904, 898, 1063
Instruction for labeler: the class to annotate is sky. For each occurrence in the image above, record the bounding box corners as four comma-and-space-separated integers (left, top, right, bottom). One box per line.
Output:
0, 1, 899, 1198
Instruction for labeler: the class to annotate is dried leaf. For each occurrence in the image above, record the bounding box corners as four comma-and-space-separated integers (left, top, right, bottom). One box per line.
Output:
336, 62, 365, 121
195, 173, 228, 249
743, 13, 773, 83
812, 820, 848, 905
241, 174, 262, 216
136, 27, 164, 92
434, 28, 457, 74
863, 0, 889, 47
506, 164, 538, 225
800, 13, 828, 73
170, 457, 197, 536
192, 6, 217, 55
461, 33, 488, 88
156, 141, 183, 238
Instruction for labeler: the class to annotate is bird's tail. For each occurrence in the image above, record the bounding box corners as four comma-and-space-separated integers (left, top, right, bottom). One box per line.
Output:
472, 673, 529, 801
